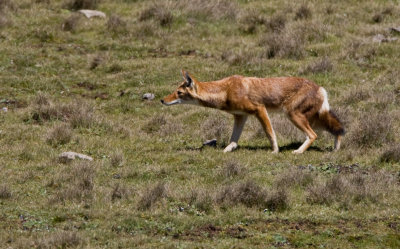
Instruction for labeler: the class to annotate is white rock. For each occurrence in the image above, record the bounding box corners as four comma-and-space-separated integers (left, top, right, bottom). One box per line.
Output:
59, 152, 93, 162
390, 26, 400, 33
2, 107, 7, 112
142, 93, 155, 100
78, 10, 106, 19
372, 34, 398, 43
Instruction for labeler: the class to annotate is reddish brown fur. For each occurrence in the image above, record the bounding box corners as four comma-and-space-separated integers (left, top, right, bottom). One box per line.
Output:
162, 71, 344, 153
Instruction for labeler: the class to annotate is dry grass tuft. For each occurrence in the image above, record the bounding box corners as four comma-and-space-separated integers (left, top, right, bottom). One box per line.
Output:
110, 150, 124, 167
111, 183, 130, 202
89, 54, 103, 70
46, 124, 73, 146
0, 0, 15, 11
221, 50, 250, 66
31, 98, 96, 128
267, 14, 286, 33
187, 189, 213, 213
107, 15, 127, 34
265, 189, 288, 211
142, 114, 167, 134
217, 180, 267, 208
0, 14, 11, 29
301, 57, 333, 74
139, 3, 174, 27
217, 180, 289, 210
261, 30, 304, 59
0, 185, 11, 199
348, 113, 393, 148
36, 231, 81, 249
307, 171, 397, 206
138, 182, 167, 210
178, 0, 238, 20
380, 145, 400, 163
106, 63, 123, 73
238, 9, 266, 34
295, 5, 312, 20
50, 162, 95, 203
62, 14, 82, 32
221, 160, 245, 178
64, 0, 99, 10
274, 168, 314, 189
342, 87, 371, 105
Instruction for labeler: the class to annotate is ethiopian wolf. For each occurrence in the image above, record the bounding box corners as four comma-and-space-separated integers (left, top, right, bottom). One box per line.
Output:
161, 70, 344, 154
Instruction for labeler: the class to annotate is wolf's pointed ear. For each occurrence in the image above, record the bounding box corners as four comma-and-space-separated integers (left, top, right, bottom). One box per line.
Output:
181, 69, 194, 88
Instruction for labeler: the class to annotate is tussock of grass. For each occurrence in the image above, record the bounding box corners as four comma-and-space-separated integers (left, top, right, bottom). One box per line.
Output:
220, 160, 245, 178
217, 180, 267, 208
110, 150, 124, 167
89, 54, 103, 70
301, 57, 333, 74
36, 231, 82, 249
274, 168, 314, 189
380, 145, 400, 163
62, 14, 82, 32
46, 124, 73, 146
217, 180, 289, 211
306, 171, 397, 206
106, 63, 123, 73
64, 0, 99, 10
107, 15, 127, 34
111, 183, 130, 202
31, 98, 96, 128
142, 114, 167, 134
0, 0, 15, 11
295, 5, 312, 20
187, 189, 213, 213
50, 162, 95, 203
347, 113, 393, 148
138, 182, 167, 210
343, 87, 371, 105
261, 28, 305, 59
139, 2, 174, 27
0, 185, 11, 199
238, 9, 266, 34
177, 0, 238, 20
267, 14, 286, 33
0, 14, 11, 29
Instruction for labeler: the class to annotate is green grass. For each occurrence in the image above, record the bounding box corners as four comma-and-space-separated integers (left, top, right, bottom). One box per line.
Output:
1, 0, 400, 248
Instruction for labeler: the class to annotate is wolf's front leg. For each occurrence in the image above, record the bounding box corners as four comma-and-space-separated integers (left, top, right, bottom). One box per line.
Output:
223, 115, 248, 153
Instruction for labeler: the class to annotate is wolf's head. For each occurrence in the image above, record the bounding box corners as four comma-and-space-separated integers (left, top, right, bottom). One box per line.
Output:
161, 70, 198, 106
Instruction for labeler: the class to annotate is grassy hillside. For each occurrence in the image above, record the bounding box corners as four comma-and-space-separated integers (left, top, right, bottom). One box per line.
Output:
1, 0, 400, 248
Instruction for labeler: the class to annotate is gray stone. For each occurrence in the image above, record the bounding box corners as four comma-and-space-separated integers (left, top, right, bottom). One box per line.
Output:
59, 151, 93, 162
78, 10, 106, 19
142, 93, 155, 100
372, 34, 398, 43
390, 26, 400, 33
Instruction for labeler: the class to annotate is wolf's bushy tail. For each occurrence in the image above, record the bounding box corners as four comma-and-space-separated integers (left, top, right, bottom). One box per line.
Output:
318, 87, 345, 136
319, 110, 345, 136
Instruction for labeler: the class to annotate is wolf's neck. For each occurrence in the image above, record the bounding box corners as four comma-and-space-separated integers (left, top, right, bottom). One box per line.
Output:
195, 81, 227, 109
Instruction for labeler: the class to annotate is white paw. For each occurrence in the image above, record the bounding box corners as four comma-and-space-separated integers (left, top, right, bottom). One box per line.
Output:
271, 149, 279, 154
223, 142, 237, 153
292, 149, 303, 154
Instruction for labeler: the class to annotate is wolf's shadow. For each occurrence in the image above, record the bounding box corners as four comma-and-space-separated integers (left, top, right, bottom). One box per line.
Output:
184, 142, 326, 152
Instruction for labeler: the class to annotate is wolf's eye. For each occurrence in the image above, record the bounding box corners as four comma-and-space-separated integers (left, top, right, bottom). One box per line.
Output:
177, 91, 183, 95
